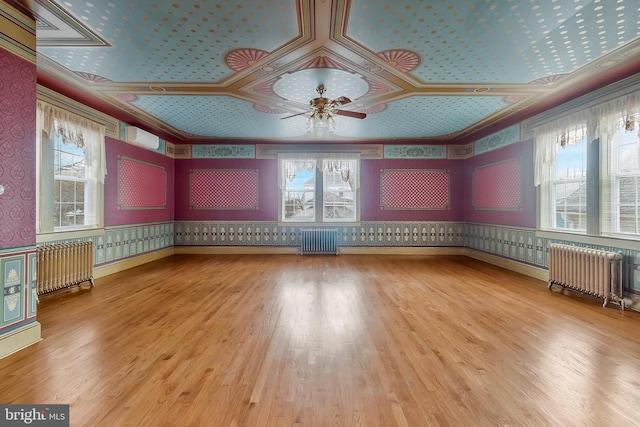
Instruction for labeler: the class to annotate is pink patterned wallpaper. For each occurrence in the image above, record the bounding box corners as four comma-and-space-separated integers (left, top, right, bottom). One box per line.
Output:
381, 169, 450, 210
118, 157, 167, 209
0, 49, 36, 249
472, 159, 522, 210
190, 169, 258, 209
464, 140, 535, 227
105, 137, 174, 226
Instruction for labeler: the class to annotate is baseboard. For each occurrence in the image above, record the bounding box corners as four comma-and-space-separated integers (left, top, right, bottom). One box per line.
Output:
463, 248, 549, 282
0, 322, 42, 359
174, 246, 298, 255
94, 248, 175, 278
339, 246, 466, 256
174, 246, 467, 256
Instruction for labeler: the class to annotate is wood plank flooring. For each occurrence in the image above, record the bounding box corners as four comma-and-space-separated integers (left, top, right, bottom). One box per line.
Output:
1, 254, 640, 426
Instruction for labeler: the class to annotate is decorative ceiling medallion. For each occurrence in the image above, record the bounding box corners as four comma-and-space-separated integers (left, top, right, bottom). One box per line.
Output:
291, 55, 352, 72
254, 104, 288, 114
529, 74, 567, 85
272, 68, 370, 105
377, 50, 419, 73
251, 79, 278, 97
363, 104, 387, 114
73, 72, 111, 83
366, 79, 392, 96
115, 93, 138, 102
226, 49, 269, 71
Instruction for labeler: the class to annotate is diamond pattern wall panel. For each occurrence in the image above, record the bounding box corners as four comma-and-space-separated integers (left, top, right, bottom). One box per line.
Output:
118, 158, 167, 209
380, 169, 450, 210
190, 169, 258, 210
472, 159, 522, 210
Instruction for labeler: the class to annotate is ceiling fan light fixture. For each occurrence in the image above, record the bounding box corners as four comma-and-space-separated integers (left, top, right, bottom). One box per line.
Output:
308, 112, 335, 130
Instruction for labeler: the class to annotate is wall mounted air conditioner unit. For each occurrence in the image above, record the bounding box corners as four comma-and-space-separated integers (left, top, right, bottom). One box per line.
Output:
125, 126, 160, 150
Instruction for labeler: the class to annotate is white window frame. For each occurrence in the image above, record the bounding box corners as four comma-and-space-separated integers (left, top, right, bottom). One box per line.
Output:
278, 154, 360, 225
36, 101, 106, 236
603, 115, 640, 236
536, 123, 589, 233
534, 90, 640, 240
551, 131, 588, 232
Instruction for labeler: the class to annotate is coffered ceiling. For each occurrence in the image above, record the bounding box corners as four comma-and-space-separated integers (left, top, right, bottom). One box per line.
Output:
24, 0, 640, 142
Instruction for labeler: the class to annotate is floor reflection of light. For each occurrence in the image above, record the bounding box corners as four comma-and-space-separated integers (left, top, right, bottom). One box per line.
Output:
276, 269, 365, 366
41, 322, 102, 402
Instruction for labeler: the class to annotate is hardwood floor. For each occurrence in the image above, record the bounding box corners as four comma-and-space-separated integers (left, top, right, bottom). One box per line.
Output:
1, 254, 640, 426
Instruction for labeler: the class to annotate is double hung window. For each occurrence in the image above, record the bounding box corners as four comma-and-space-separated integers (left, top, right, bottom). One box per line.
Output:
36, 101, 106, 233
534, 92, 640, 238
279, 154, 359, 223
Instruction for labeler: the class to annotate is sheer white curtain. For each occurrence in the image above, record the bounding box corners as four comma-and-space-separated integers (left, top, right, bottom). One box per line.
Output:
322, 152, 360, 191
277, 152, 360, 190
278, 153, 317, 191
591, 92, 640, 141
593, 93, 640, 234
533, 93, 640, 187
36, 100, 107, 183
36, 100, 106, 230
533, 110, 590, 187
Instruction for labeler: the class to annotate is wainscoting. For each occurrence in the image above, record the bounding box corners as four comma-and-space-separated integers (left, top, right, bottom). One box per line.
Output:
36, 221, 640, 304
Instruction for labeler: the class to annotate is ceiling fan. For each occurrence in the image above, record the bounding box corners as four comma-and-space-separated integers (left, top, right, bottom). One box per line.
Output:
280, 85, 366, 129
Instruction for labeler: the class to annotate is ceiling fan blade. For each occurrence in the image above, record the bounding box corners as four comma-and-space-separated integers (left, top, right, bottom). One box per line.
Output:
332, 96, 352, 106
335, 109, 366, 119
280, 111, 308, 120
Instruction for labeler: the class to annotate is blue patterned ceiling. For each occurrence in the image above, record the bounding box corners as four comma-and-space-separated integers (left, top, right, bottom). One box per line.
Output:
26, 0, 640, 141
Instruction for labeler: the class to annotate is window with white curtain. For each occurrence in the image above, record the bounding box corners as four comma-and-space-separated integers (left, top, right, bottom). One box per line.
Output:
534, 91, 640, 238
552, 128, 588, 231
36, 101, 106, 233
601, 111, 640, 236
279, 154, 359, 223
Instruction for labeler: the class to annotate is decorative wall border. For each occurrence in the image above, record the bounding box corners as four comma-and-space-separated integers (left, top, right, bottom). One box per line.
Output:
37, 222, 174, 267
383, 145, 447, 159
465, 222, 640, 296
255, 144, 383, 159
474, 124, 521, 155
174, 221, 466, 248
192, 144, 255, 159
